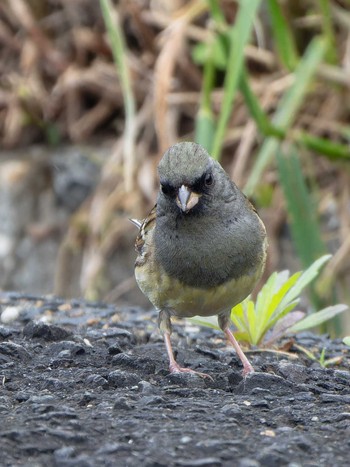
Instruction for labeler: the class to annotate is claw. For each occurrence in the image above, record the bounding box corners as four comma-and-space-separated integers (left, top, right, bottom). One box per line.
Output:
169, 362, 213, 380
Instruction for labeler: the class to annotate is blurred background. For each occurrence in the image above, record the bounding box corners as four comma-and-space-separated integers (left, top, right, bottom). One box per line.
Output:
0, 0, 349, 331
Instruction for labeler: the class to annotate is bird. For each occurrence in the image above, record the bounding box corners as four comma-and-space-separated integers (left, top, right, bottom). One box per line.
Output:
132, 142, 267, 377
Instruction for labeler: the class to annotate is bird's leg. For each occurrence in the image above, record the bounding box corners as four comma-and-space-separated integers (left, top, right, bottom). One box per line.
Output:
218, 313, 254, 376
158, 310, 212, 379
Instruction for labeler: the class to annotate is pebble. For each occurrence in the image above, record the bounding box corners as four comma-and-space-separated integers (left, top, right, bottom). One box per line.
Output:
176, 457, 222, 467
113, 397, 134, 411
86, 374, 108, 388
1, 306, 21, 323
23, 321, 72, 341
236, 372, 295, 396
277, 362, 309, 383
107, 370, 140, 388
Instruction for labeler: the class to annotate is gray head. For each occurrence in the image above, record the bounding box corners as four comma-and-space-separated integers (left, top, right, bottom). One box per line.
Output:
157, 142, 237, 215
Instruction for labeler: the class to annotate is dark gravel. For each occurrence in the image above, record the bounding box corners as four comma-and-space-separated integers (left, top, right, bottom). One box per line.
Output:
0, 292, 350, 467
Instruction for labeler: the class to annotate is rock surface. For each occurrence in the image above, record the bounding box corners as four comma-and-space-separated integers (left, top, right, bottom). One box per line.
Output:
1, 292, 349, 466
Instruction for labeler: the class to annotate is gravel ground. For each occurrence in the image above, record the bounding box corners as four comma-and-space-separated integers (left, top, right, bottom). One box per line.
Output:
1, 292, 350, 467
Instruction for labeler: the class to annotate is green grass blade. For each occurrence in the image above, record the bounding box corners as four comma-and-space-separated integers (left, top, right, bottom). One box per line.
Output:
266, 0, 299, 70
276, 148, 327, 269
239, 69, 284, 137
100, 0, 136, 191
195, 37, 217, 152
244, 36, 327, 197
319, 0, 338, 63
211, 0, 262, 160
295, 132, 350, 160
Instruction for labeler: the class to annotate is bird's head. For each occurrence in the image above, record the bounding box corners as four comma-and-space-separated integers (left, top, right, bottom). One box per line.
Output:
157, 142, 231, 215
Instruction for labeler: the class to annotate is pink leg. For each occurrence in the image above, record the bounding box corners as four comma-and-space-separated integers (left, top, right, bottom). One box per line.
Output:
224, 328, 254, 376
163, 332, 213, 380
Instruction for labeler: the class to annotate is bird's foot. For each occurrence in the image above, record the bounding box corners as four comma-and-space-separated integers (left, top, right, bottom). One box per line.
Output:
169, 362, 213, 381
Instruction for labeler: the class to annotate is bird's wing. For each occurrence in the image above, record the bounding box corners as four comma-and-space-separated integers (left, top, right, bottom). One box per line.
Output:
135, 205, 157, 255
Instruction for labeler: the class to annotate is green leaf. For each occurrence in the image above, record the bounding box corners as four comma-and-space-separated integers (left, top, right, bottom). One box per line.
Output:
276, 148, 327, 270
212, 0, 262, 159
264, 311, 305, 346
192, 35, 228, 69
239, 69, 283, 137
289, 304, 348, 332
256, 271, 300, 340
246, 300, 258, 345
264, 300, 300, 334
233, 331, 251, 343
266, 0, 299, 70
195, 108, 216, 153
188, 316, 220, 330
343, 337, 350, 347
231, 300, 251, 334
279, 255, 331, 308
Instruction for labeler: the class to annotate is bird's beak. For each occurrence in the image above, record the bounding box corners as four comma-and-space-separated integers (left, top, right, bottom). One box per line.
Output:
176, 185, 200, 213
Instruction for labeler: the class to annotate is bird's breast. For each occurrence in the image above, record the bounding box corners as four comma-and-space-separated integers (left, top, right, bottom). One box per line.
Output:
135, 256, 264, 318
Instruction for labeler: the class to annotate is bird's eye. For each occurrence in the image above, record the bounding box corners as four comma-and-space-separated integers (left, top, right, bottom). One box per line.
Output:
204, 173, 213, 186
161, 183, 175, 196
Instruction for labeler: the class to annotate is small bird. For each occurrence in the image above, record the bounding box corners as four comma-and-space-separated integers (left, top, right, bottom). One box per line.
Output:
132, 142, 267, 377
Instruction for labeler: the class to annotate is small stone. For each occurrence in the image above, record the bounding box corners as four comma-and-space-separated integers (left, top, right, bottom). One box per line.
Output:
111, 352, 155, 372
96, 442, 124, 454
238, 459, 260, 467
108, 343, 123, 355
138, 380, 160, 395
1, 306, 21, 324
0, 326, 14, 338
57, 349, 72, 358
236, 372, 294, 396
260, 429, 276, 437
220, 403, 242, 416
23, 321, 72, 341
15, 392, 31, 402
41, 378, 67, 391
139, 395, 166, 406
113, 397, 133, 411
86, 374, 108, 388
0, 342, 31, 361
251, 398, 269, 408
108, 370, 140, 388
53, 446, 75, 461
48, 340, 86, 356
277, 362, 309, 383
175, 457, 222, 466
78, 392, 97, 406
27, 394, 56, 405
166, 372, 207, 388
180, 436, 192, 444
320, 393, 350, 404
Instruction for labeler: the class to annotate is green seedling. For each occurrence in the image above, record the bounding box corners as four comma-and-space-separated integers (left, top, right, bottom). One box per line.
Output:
294, 345, 343, 368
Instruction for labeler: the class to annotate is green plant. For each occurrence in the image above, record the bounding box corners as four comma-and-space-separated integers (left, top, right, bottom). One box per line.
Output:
190, 255, 348, 347
343, 337, 350, 347
100, 0, 136, 192
294, 345, 343, 368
